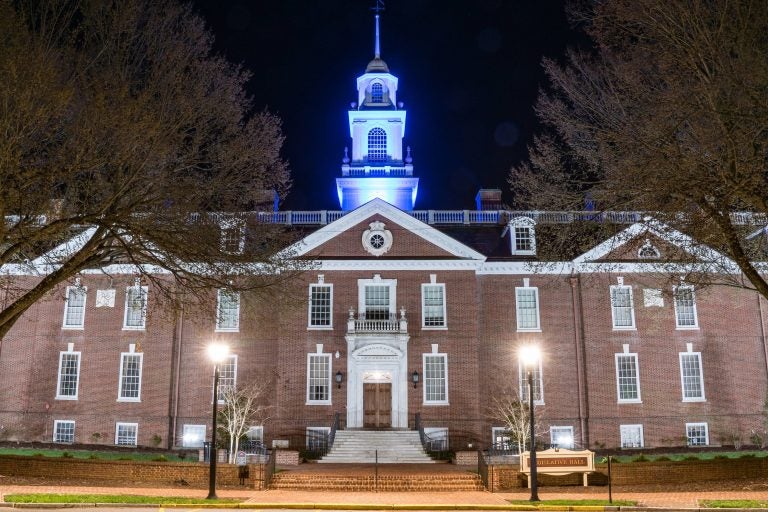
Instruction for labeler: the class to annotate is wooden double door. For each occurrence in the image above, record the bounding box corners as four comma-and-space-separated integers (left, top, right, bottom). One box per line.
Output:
363, 382, 392, 428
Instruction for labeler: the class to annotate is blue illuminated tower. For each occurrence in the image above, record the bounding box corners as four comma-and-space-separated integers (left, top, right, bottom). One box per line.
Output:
336, 7, 418, 211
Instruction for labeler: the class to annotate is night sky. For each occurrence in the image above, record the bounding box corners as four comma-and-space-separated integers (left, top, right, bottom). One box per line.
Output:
191, 1, 584, 211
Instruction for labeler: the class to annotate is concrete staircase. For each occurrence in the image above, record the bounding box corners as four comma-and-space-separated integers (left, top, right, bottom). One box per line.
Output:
318, 430, 435, 464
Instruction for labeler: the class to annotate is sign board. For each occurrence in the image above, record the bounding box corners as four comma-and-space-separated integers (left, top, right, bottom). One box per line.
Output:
236, 450, 247, 466
520, 448, 595, 487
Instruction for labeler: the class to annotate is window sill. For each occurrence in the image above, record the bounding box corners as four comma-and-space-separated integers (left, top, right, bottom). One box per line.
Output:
423, 401, 449, 406
305, 401, 332, 406
618, 399, 643, 404
682, 397, 706, 403
612, 326, 637, 331
517, 328, 542, 333
307, 326, 334, 331
117, 398, 141, 403
676, 326, 700, 330
215, 328, 239, 333
55, 396, 78, 401
61, 326, 84, 331
122, 326, 146, 331
421, 326, 448, 330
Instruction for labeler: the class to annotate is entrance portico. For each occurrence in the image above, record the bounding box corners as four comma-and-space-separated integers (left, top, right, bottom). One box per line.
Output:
346, 310, 410, 429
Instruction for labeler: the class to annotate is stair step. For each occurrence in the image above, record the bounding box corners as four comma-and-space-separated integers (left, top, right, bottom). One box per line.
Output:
269, 473, 484, 491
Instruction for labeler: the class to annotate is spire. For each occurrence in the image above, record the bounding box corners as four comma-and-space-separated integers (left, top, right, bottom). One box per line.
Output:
372, 1, 384, 59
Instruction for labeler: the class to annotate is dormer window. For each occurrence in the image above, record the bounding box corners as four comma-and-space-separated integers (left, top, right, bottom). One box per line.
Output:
367, 127, 387, 162
509, 217, 536, 256
371, 82, 384, 103
220, 218, 245, 254
638, 239, 660, 259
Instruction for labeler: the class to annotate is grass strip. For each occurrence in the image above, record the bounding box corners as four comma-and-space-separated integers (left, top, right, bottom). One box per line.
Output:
507, 500, 635, 506
3, 494, 241, 505
700, 500, 768, 508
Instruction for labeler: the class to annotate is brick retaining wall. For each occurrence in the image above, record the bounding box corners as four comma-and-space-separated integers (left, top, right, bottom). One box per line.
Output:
488, 457, 768, 491
0, 455, 263, 488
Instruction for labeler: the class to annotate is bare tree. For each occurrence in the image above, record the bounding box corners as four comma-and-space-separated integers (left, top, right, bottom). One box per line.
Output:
217, 381, 272, 464
0, 0, 301, 341
490, 393, 544, 454
510, 0, 768, 297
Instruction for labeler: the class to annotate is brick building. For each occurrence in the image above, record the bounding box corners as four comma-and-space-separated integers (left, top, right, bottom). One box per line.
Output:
1, 14, 767, 454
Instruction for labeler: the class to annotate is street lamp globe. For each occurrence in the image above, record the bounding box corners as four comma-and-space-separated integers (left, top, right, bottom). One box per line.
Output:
208, 342, 229, 363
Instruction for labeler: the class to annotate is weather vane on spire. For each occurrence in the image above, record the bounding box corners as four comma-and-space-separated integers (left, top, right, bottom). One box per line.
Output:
371, 1, 385, 58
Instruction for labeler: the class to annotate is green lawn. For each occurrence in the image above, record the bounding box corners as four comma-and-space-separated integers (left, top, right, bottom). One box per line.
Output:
700, 500, 768, 508
0, 447, 190, 461
507, 499, 636, 506
4, 494, 240, 504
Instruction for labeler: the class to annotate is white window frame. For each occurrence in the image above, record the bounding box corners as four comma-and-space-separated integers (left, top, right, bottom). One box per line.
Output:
423, 427, 449, 451
673, 285, 699, 329
679, 351, 705, 402
421, 281, 447, 329
357, 275, 397, 320
215, 289, 240, 332
217, 354, 238, 403
550, 426, 575, 449
115, 422, 138, 446
308, 283, 333, 329
686, 422, 709, 446
220, 217, 245, 255
182, 424, 206, 448
306, 426, 330, 450
56, 348, 81, 400
423, 352, 449, 405
53, 420, 75, 444
610, 284, 636, 330
615, 352, 642, 403
117, 349, 143, 402
518, 359, 544, 405
491, 427, 512, 450
515, 286, 541, 332
122, 285, 148, 330
509, 217, 537, 256
620, 424, 644, 448
246, 425, 264, 443
62, 285, 87, 329
306, 351, 332, 405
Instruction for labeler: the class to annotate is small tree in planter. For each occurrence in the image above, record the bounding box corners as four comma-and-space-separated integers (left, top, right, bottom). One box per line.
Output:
491, 393, 546, 454
217, 381, 272, 463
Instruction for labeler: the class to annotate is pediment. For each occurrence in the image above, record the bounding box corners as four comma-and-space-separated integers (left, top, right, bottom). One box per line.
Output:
353, 343, 403, 360
288, 199, 486, 261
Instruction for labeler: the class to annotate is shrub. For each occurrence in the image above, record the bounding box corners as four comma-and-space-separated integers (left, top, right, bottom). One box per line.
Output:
713, 454, 729, 460
61, 452, 73, 458
88, 454, 100, 460
152, 455, 168, 462
683, 455, 698, 461
151, 434, 162, 447
740, 453, 757, 459
633, 454, 649, 462
655, 456, 671, 461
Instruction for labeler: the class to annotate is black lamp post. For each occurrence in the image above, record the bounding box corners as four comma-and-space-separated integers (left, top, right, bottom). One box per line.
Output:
521, 345, 540, 502
206, 343, 229, 500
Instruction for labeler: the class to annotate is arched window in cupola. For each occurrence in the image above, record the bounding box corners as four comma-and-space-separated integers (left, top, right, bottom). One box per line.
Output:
371, 82, 384, 103
367, 128, 387, 162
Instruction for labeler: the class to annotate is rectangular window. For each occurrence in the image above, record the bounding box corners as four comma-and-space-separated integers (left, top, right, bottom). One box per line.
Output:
246, 426, 264, 443
519, 360, 544, 405
308, 284, 333, 328
364, 285, 390, 320
610, 285, 636, 329
620, 424, 644, 448
123, 286, 148, 329
679, 352, 705, 401
118, 352, 143, 401
217, 355, 238, 402
491, 427, 512, 450
423, 353, 448, 404
62, 286, 86, 329
421, 283, 446, 328
686, 422, 709, 446
53, 420, 75, 444
220, 220, 245, 254
182, 424, 206, 448
56, 351, 81, 400
674, 285, 699, 329
306, 427, 330, 451
306, 353, 331, 404
115, 422, 138, 446
615, 353, 641, 403
550, 426, 574, 449
423, 427, 449, 451
515, 287, 541, 331
216, 290, 240, 331
515, 227, 533, 252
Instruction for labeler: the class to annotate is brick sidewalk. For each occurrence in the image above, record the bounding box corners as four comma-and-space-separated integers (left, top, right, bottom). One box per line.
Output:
2, 483, 768, 508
